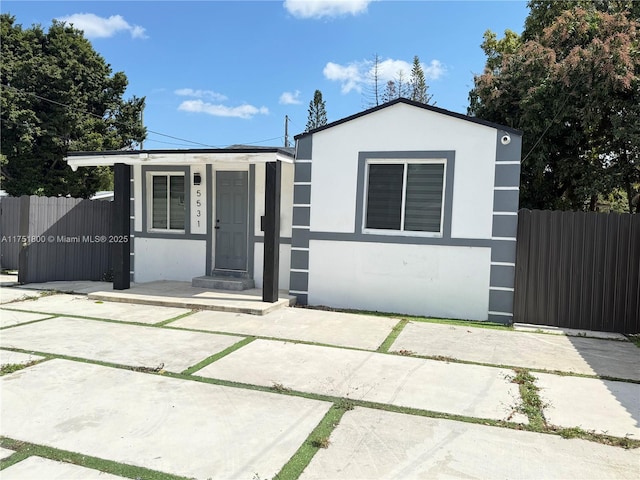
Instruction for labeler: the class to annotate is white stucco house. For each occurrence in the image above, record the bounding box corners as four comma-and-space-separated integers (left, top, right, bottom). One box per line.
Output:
66, 98, 522, 323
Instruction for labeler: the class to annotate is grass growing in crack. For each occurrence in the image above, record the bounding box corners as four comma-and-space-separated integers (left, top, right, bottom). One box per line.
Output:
271, 382, 292, 393
181, 337, 254, 375
376, 319, 409, 353
0, 437, 191, 479
510, 368, 546, 430
627, 334, 640, 348
0, 361, 39, 376
273, 405, 346, 480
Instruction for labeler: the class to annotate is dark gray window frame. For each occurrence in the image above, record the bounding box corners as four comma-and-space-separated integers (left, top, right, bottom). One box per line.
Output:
141, 165, 192, 238
356, 151, 455, 239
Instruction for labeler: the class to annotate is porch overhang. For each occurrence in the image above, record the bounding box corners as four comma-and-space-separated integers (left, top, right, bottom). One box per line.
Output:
65, 147, 295, 171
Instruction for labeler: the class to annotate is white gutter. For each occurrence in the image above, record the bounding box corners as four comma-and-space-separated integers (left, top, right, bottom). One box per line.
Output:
66, 151, 294, 171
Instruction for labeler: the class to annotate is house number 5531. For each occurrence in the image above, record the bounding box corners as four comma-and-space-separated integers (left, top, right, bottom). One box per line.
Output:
195, 190, 202, 227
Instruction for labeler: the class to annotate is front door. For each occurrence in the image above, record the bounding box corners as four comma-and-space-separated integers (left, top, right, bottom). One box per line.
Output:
215, 171, 249, 272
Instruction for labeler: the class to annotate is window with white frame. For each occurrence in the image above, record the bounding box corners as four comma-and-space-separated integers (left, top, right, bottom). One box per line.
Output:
364, 160, 445, 234
149, 173, 185, 231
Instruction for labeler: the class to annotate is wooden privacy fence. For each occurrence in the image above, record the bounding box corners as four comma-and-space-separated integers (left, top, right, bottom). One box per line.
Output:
514, 209, 640, 334
0, 196, 113, 283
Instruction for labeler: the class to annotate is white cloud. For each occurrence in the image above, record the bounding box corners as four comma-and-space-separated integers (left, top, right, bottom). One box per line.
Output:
178, 100, 269, 119
279, 90, 302, 105
324, 57, 446, 94
284, 0, 372, 19
58, 13, 147, 39
323, 61, 365, 93
423, 59, 446, 80
175, 88, 228, 102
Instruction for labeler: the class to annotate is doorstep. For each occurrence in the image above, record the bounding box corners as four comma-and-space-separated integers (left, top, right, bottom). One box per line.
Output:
87, 281, 295, 315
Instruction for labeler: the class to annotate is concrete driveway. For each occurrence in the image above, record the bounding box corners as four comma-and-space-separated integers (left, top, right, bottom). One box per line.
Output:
1, 286, 638, 479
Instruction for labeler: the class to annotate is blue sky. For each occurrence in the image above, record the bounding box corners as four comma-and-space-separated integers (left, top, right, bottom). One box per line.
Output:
3, 1, 530, 149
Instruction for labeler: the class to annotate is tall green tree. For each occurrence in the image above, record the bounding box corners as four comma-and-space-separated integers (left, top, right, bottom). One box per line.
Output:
305, 89, 327, 131
0, 14, 146, 197
469, 4, 639, 212
409, 55, 433, 104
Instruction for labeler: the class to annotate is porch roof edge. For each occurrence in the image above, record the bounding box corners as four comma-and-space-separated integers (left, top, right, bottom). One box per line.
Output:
65, 147, 295, 170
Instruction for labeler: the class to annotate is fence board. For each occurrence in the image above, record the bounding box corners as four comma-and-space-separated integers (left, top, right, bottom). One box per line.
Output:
1, 196, 113, 283
514, 210, 640, 334
0, 197, 22, 269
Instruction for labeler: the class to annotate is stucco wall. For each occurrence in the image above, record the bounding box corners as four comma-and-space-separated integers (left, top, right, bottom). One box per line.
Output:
307, 241, 491, 320
134, 237, 206, 283
309, 102, 497, 239
290, 101, 519, 321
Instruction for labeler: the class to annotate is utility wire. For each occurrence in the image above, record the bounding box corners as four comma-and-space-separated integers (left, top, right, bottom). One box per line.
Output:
1, 84, 285, 149
521, 93, 571, 164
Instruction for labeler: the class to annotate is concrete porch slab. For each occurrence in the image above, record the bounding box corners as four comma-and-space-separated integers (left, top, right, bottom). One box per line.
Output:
88, 281, 295, 315
391, 321, 640, 381
1, 359, 331, 480
0, 309, 52, 328
196, 339, 526, 423
0, 456, 128, 480
0, 317, 244, 372
300, 407, 640, 480
535, 373, 640, 438
0, 349, 45, 366
2, 294, 191, 324
170, 307, 399, 350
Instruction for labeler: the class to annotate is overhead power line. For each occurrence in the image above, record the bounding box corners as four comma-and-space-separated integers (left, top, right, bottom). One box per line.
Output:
1, 84, 285, 149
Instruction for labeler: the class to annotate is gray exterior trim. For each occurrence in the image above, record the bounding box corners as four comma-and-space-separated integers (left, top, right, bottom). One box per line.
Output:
290, 249, 309, 270
306, 231, 493, 248
489, 289, 514, 313
290, 142, 312, 303
490, 264, 516, 289
248, 164, 256, 279
293, 184, 311, 205
135, 232, 207, 241
296, 136, 313, 160
141, 165, 191, 236
355, 151, 455, 238
291, 227, 310, 248
492, 215, 518, 238
292, 293, 308, 304
205, 164, 213, 275
493, 189, 520, 213
253, 235, 292, 245
491, 239, 518, 263
495, 133, 523, 162
488, 130, 523, 323
293, 206, 311, 226
488, 313, 513, 323
289, 271, 309, 292
494, 163, 521, 187
294, 163, 312, 183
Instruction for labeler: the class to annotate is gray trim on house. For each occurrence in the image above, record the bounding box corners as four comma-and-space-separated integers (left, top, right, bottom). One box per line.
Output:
488, 130, 523, 322
205, 164, 213, 275
289, 146, 313, 299
140, 165, 191, 236
248, 164, 256, 278
135, 232, 207, 241
254, 235, 292, 245
295, 136, 313, 160
493, 189, 520, 214
355, 151, 455, 238
306, 231, 493, 247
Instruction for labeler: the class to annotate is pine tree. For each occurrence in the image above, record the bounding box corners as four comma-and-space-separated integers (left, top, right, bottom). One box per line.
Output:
381, 80, 397, 103
409, 55, 432, 104
305, 90, 327, 131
